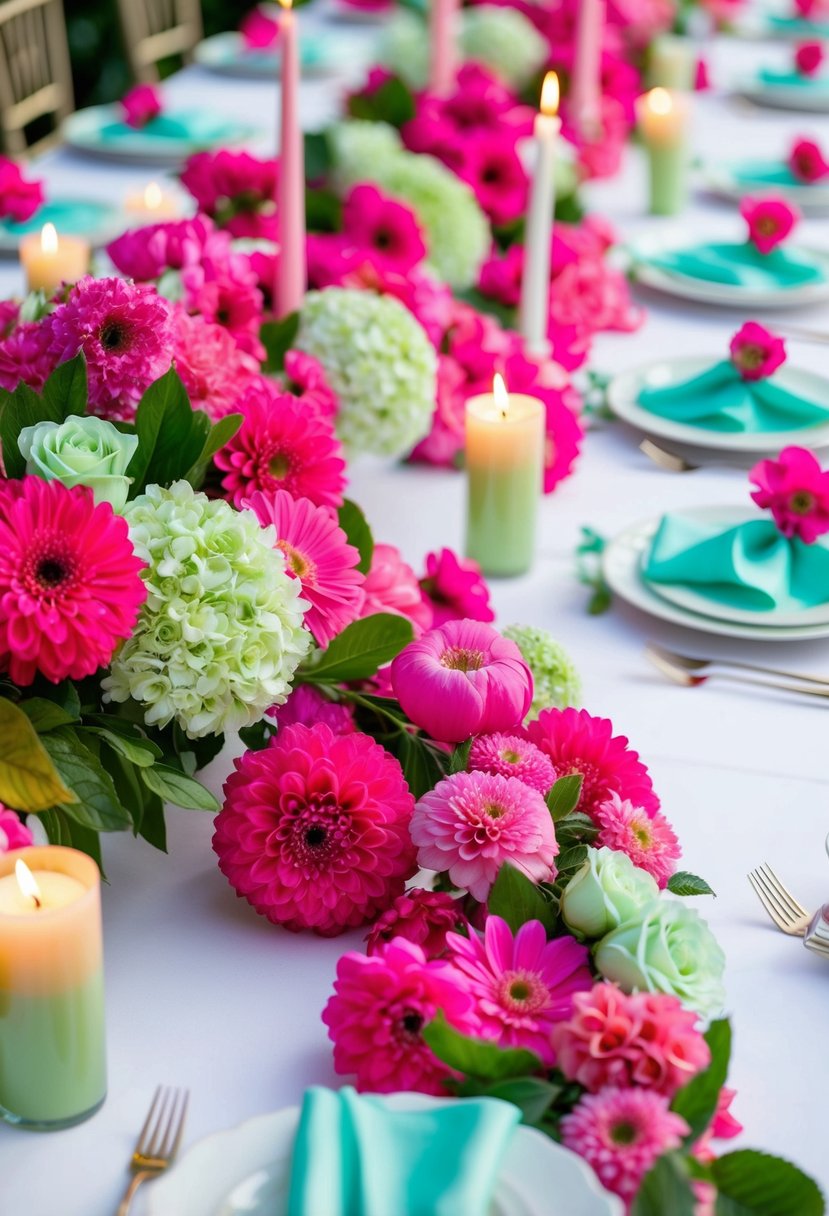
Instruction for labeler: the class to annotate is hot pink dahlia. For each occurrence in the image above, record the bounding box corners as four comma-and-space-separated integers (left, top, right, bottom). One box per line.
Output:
419, 548, 494, 627
365, 888, 469, 959
45, 276, 174, 421
322, 937, 476, 1094
561, 1087, 689, 1209
248, 490, 364, 647
551, 983, 710, 1097
749, 445, 829, 543
740, 196, 800, 254
468, 732, 557, 794
214, 376, 347, 510
172, 305, 257, 421
213, 723, 417, 935
410, 770, 558, 900
0, 478, 146, 685
729, 321, 786, 381
360, 543, 432, 636
0, 157, 44, 223
0, 806, 34, 852
267, 683, 356, 735
341, 184, 427, 273
0, 320, 54, 393
446, 917, 591, 1065
526, 708, 660, 822
595, 793, 681, 888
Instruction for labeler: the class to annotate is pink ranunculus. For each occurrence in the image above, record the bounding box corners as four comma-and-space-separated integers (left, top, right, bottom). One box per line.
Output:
341, 184, 427, 273
391, 620, 533, 743
749, 445, 829, 543
740, 196, 800, 254
795, 40, 825, 76
419, 548, 494, 626
408, 354, 468, 467
239, 5, 280, 49
121, 83, 162, 129
789, 137, 829, 183
365, 888, 470, 959
0, 158, 44, 223
0, 806, 34, 852
360, 543, 432, 636
729, 321, 786, 380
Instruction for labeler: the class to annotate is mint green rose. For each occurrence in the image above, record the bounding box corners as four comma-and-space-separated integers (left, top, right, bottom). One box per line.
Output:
595, 900, 726, 1022
18, 417, 138, 511
560, 847, 658, 939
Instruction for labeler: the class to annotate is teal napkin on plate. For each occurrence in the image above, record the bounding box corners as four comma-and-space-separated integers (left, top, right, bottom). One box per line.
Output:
99, 110, 238, 144
767, 15, 829, 36
643, 513, 829, 611
646, 241, 824, 289
638, 360, 829, 433
757, 67, 829, 91
0, 199, 112, 237
287, 1087, 520, 1216
729, 161, 804, 189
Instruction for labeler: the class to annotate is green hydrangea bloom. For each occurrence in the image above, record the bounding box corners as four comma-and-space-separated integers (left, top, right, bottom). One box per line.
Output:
380, 12, 430, 89
104, 481, 310, 738
327, 119, 403, 187
296, 288, 437, 458
461, 7, 547, 90
503, 624, 582, 719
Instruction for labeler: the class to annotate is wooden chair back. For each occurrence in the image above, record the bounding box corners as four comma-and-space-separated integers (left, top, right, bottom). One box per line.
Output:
118, 0, 203, 83
0, 0, 74, 156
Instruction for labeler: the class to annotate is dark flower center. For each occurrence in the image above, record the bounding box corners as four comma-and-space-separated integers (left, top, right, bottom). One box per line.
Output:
100, 320, 129, 351
481, 163, 504, 185
398, 1008, 424, 1038
756, 216, 778, 236
440, 646, 484, 672
24, 538, 78, 599
374, 226, 393, 251
734, 342, 765, 370
36, 557, 69, 586
305, 826, 326, 847
268, 452, 291, 479
610, 1120, 638, 1146
509, 980, 531, 1001
789, 490, 815, 515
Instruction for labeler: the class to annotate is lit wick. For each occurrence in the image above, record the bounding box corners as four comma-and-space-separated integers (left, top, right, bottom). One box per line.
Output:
15, 858, 42, 909
493, 372, 510, 420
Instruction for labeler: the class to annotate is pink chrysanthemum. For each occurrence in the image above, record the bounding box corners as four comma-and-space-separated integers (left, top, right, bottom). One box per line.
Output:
45, 276, 174, 421
0, 320, 54, 392
366, 888, 469, 959
740, 196, 800, 254
172, 305, 257, 421
468, 732, 557, 794
527, 708, 660, 823
789, 137, 829, 183
360, 543, 433, 635
419, 548, 494, 627
267, 683, 356, 735
341, 184, 427, 273
214, 376, 347, 510
551, 983, 711, 1097
213, 723, 417, 935
410, 770, 558, 901
0, 806, 34, 852
248, 489, 364, 647
0, 478, 146, 685
446, 917, 592, 1065
595, 792, 681, 889
749, 445, 829, 543
729, 321, 786, 381
561, 1087, 689, 1209
322, 937, 476, 1094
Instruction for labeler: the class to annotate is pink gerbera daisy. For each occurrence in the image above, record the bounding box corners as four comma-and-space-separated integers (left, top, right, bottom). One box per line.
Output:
0, 478, 146, 685
526, 708, 660, 822
419, 548, 494, 626
561, 1087, 689, 1209
248, 490, 364, 647
468, 732, 557, 793
322, 937, 476, 1094
410, 770, 558, 901
213, 723, 417, 935
365, 888, 469, 959
446, 917, 592, 1065
172, 306, 258, 421
595, 793, 681, 888
0, 806, 34, 853
341, 184, 427, 273
214, 376, 347, 510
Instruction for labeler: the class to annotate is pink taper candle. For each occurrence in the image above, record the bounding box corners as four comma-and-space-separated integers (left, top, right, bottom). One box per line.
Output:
429, 0, 460, 96
275, 0, 306, 318
570, 0, 605, 138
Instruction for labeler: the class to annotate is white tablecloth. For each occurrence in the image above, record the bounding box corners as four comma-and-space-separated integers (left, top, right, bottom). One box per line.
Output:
2, 11, 829, 1213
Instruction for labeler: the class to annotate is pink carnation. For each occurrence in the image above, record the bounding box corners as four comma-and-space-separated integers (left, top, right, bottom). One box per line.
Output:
795, 40, 824, 76
0, 806, 34, 852
740, 196, 800, 254
283, 349, 338, 420
121, 83, 162, 129
240, 5, 279, 49
267, 683, 355, 735
180, 150, 278, 240
366, 888, 470, 958
749, 445, 829, 543
341, 184, 427, 273
360, 543, 432, 636
0, 157, 44, 223
595, 792, 681, 888
172, 306, 257, 420
789, 137, 829, 183
419, 548, 494, 626
0, 321, 54, 393
729, 321, 786, 380
468, 732, 557, 793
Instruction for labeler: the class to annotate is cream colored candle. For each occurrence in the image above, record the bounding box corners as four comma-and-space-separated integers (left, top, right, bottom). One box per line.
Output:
647, 34, 696, 91
20, 223, 89, 294
635, 87, 691, 216
519, 72, 561, 359
124, 181, 180, 221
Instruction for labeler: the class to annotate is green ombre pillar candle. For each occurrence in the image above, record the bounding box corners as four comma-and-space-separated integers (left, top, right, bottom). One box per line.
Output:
465, 375, 544, 578
636, 87, 690, 216
0, 846, 106, 1130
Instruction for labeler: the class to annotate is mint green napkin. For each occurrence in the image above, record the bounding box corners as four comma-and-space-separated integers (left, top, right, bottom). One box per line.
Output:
647, 241, 824, 289
757, 67, 829, 91
287, 1087, 520, 1216
238, 40, 326, 66
643, 513, 829, 611
0, 199, 113, 237
768, 15, 829, 36
730, 161, 804, 189
638, 361, 829, 433
100, 110, 239, 144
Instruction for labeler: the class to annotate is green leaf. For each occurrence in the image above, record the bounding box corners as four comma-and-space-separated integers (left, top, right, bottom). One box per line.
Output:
260, 312, 300, 374
300, 614, 413, 684
83, 725, 162, 768
0, 698, 77, 811
449, 737, 473, 774
137, 792, 167, 852
482, 1077, 561, 1125
348, 74, 416, 127
555, 812, 599, 845
238, 720, 274, 753
40, 728, 131, 831
384, 730, 446, 800
488, 862, 556, 935
40, 808, 106, 872
337, 499, 374, 575
0, 378, 58, 479
423, 1011, 542, 1082
139, 763, 219, 811
555, 844, 588, 874
631, 1153, 697, 1216
588, 585, 612, 615
127, 367, 208, 494
41, 355, 88, 419
546, 773, 584, 821
672, 1019, 732, 1142
304, 130, 332, 181
19, 698, 79, 732
712, 1151, 825, 1216
185, 412, 244, 488
668, 871, 716, 898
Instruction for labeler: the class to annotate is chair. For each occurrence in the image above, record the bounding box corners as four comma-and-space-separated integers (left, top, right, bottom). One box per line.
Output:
117, 0, 203, 83
0, 0, 74, 156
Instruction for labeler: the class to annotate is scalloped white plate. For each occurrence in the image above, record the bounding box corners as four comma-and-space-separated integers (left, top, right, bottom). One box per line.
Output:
737, 75, 829, 112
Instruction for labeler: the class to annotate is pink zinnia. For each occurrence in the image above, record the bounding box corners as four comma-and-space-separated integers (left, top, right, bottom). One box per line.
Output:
468, 732, 557, 794
239, 5, 279, 49
595, 793, 681, 888
446, 918, 591, 1065
267, 684, 355, 735
795, 40, 825, 76
789, 137, 829, 183
749, 445, 829, 543
419, 548, 494, 627
527, 708, 660, 822
410, 769, 558, 900
0, 479, 146, 685
551, 983, 711, 1097
360, 543, 432, 636
0, 157, 44, 223
740, 196, 800, 254
341, 185, 427, 273
172, 306, 257, 421
121, 83, 162, 129
0, 806, 34, 852
248, 489, 364, 647
214, 377, 347, 510
322, 937, 476, 1094
392, 620, 533, 744
561, 1087, 689, 1209
365, 888, 469, 959
213, 723, 417, 935
729, 321, 786, 380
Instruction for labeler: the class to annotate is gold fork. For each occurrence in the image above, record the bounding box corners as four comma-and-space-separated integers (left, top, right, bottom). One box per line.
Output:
747, 864, 813, 937
116, 1086, 189, 1215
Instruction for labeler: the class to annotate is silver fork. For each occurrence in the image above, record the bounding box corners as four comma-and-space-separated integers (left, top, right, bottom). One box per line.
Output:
747, 864, 812, 937
638, 439, 743, 473
647, 643, 829, 702
116, 1086, 189, 1215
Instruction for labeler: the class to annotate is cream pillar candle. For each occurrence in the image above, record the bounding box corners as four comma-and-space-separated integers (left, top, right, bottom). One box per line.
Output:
124, 180, 180, 221
635, 87, 691, 216
20, 223, 89, 294
519, 72, 561, 360
647, 34, 696, 91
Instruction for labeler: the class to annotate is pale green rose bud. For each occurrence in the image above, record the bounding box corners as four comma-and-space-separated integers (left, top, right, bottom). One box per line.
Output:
560, 847, 658, 939
595, 899, 727, 1023
18, 416, 138, 512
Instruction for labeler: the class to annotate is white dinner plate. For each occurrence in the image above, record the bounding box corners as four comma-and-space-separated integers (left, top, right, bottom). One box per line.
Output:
194, 32, 336, 78
607, 357, 829, 454
603, 508, 829, 641
148, 1093, 623, 1216
701, 161, 829, 213
736, 75, 829, 112
62, 106, 260, 166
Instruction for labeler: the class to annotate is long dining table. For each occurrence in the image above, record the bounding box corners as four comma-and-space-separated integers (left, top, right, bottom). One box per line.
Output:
2, 7, 828, 1212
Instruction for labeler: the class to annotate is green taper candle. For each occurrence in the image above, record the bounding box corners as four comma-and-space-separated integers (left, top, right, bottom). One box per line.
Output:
465, 376, 544, 578
0, 846, 106, 1129
636, 87, 690, 216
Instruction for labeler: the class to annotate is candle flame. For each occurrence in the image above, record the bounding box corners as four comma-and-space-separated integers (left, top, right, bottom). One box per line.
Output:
493, 372, 509, 418
41, 222, 58, 255
648, 87, 673, 116
540, 72, 560, 118
277, 0, 293, 9
15, 859, 42, 909
144, 181, 163, 209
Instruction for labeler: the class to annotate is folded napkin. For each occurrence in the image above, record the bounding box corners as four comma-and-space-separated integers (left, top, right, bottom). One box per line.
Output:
638, 361, 829, 433
768, 15, 829, 36
646, 241, 824, 289
757, 67, 829, 91
0, 199, 109, 236
100, 110, 238, 144
729, 161, 804, 189
287, 1087, 520, 1216
643, 513, 829, 612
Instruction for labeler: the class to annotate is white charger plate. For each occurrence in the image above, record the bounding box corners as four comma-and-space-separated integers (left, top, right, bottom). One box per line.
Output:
194, 32, 336, 78
737, 75, 829, 112
147, 1093, 623, 1216
607, 356, 829, 454
62, 106, 260, 166
701, 161, 829, 213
